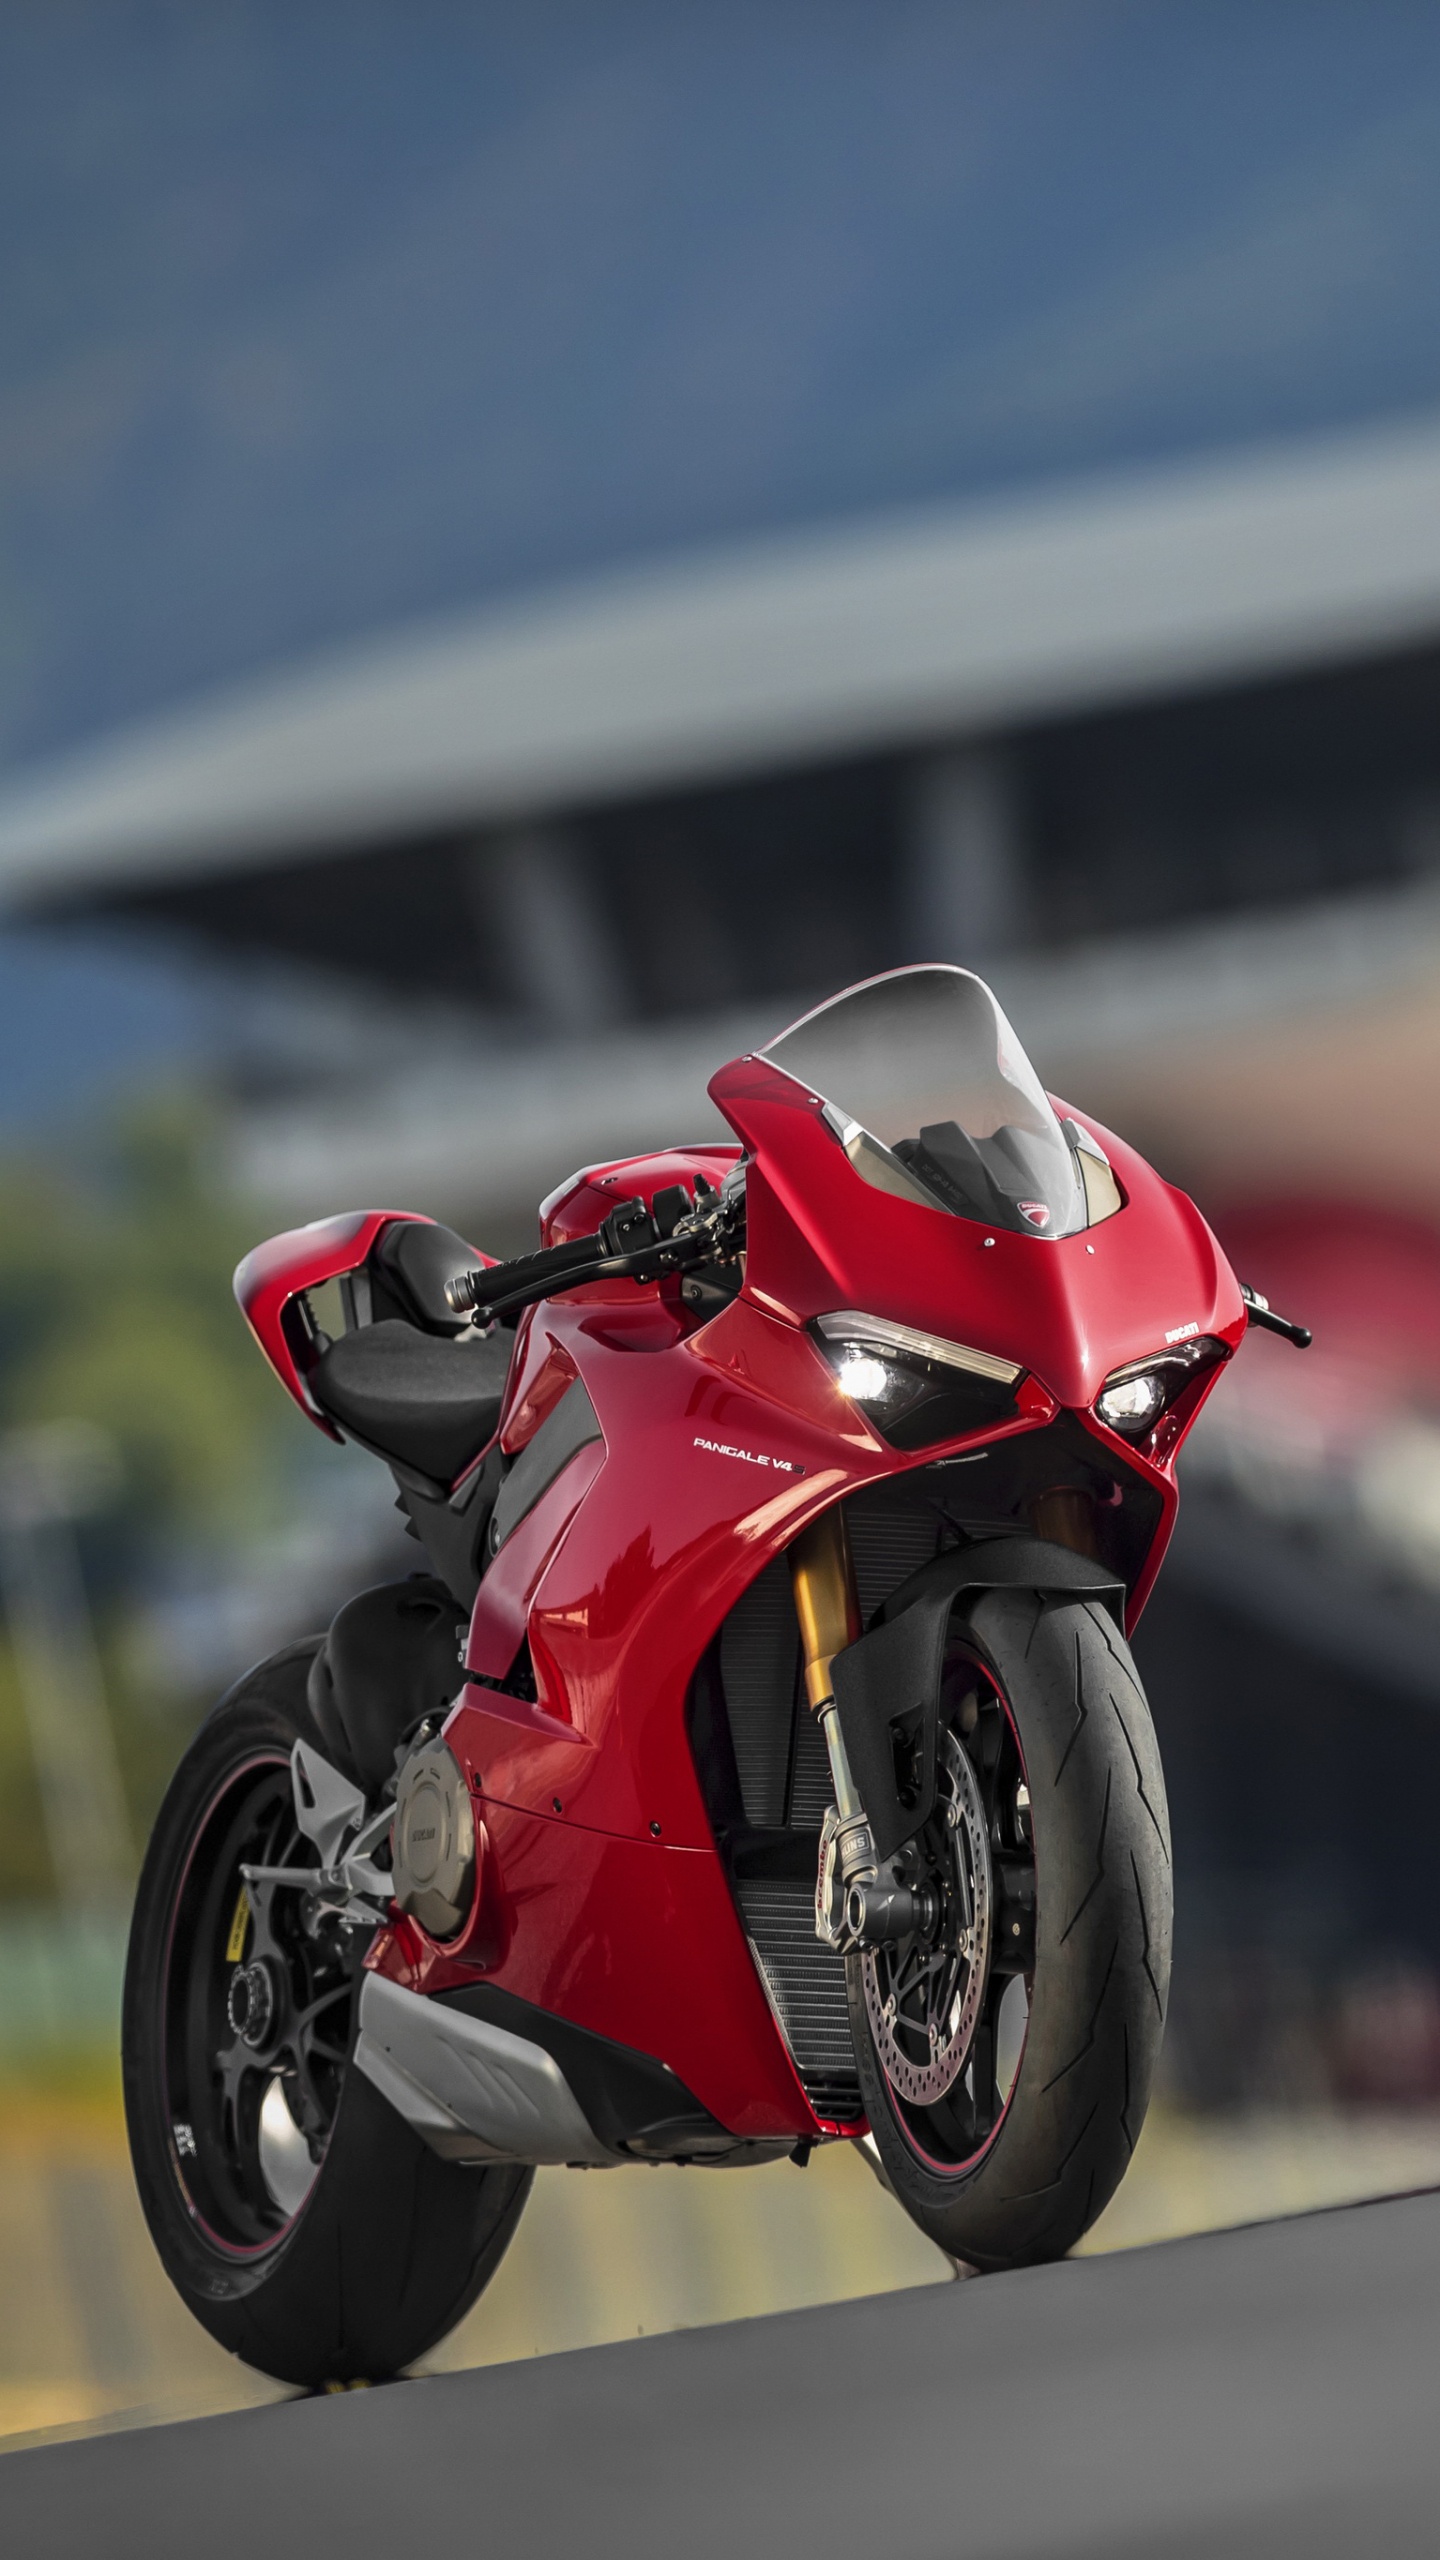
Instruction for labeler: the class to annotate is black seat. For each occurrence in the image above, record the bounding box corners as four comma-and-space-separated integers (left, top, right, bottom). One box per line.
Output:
313, 1321, 513, 1484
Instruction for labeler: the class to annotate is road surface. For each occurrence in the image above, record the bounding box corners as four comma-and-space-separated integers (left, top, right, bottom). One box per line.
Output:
5, 2185, 1440, 2556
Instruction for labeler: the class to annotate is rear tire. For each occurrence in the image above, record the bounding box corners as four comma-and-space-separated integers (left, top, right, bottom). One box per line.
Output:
122, 1640, 531, 2388
851, 1584, 1171, 2269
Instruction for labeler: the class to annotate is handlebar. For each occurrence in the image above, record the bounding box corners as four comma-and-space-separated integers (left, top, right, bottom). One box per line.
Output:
1240, 1284, 1312, 1348
445, 1179, 744, 1325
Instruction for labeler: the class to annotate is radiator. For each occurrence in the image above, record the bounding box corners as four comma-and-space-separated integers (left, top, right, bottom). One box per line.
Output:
737, 1876, 860, 2120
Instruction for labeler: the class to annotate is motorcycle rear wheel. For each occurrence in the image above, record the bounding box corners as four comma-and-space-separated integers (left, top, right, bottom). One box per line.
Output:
849, 1582, 1171, 2269
122, 1639, 532, 2388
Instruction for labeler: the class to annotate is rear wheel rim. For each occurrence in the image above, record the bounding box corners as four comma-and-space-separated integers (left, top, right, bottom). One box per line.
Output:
862, 1648, 1034, 2178
161, 1751, 363, 2256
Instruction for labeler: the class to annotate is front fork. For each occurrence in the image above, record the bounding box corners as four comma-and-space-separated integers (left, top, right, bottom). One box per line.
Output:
789, 1510, 878, 1952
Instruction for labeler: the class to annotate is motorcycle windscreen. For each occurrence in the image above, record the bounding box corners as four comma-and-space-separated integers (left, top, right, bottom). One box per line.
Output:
761, 964, 1093, 1240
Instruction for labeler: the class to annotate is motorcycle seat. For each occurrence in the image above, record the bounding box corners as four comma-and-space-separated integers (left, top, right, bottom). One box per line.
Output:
312, 1320, 513, 1485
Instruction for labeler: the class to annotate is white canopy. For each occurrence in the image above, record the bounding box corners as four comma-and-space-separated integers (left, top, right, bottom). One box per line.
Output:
5, 413, 1440, 903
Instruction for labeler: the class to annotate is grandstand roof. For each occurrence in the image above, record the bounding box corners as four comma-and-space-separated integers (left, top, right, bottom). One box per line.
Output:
5, 414, 1440, 902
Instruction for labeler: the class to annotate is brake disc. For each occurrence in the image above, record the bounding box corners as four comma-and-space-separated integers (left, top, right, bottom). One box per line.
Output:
860, 1726, 993, 2107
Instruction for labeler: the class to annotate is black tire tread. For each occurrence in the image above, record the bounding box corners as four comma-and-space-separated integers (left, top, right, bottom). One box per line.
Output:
850, 1587, 1172, 2271
122, 1644, 532, 2388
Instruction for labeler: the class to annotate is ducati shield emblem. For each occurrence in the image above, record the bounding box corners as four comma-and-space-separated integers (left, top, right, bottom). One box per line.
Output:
1017, 1200, 1050, 1229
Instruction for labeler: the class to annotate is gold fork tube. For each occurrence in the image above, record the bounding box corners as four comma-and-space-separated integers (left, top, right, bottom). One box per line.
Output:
789, 1507, 861, 1708
789, 1508, 865, 1823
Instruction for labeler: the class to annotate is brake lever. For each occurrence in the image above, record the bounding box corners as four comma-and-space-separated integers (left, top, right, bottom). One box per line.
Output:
1240, 1284, 1312, 1348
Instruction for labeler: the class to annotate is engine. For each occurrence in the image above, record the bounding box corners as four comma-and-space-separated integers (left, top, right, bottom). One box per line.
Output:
390, 1737, 476, 1939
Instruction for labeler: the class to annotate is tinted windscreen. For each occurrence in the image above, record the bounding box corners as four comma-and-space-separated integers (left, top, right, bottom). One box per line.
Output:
763, 966, 1090, 1239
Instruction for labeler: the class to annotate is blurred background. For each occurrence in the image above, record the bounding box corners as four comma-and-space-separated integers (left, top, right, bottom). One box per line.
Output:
7, 0, 1440, 2447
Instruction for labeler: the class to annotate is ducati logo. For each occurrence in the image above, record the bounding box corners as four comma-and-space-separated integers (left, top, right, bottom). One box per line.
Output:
1017, 1201, 1050, 1229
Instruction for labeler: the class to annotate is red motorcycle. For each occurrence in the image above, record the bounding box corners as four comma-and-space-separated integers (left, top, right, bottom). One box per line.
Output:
123, 965, 1308, 2385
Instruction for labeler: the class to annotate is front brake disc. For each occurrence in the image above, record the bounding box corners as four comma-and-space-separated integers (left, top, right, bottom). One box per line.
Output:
861, 1727, 992, 2106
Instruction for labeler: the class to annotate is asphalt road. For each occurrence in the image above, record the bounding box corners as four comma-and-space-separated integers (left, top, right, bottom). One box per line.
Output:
6, 2186, 1440, 2557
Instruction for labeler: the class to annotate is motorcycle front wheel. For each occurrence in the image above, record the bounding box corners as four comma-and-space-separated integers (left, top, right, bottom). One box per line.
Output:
849, 1581, 1171, 2269
122, 1639, 531, 2388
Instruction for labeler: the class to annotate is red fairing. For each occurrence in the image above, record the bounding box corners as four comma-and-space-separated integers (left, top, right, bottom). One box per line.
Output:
711, 1054, 1246, 1407
458, 1295, 877, 1842
708, 1050, 1245, 1628
540, 1144, 742, 1247
367, 1804, 820, 2140
464, 1437, 607, 1680
234, 1209, 430, 1433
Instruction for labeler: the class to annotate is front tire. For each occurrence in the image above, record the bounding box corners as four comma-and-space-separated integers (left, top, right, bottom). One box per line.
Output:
122, 1641, 531, 2387
851, 1584, 1171, 2269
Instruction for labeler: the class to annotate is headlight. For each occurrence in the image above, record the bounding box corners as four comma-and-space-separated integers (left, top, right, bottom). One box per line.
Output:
1096, 1372, 1166, 1432
815, 1311, 1023, 1450
830, 1348, 899, 1406
1095, 1338, 1227, 1441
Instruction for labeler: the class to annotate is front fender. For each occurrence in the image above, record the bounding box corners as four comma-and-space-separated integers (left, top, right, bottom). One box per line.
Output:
829, 1537, 1125, 1860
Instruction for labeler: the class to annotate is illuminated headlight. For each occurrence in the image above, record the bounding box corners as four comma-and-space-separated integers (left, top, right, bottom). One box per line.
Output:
832, 1348, 904, 1407
814, 1311, 1023, 1451
1095, 1337, 1228, 1440
1096, 1372, 1166, 1433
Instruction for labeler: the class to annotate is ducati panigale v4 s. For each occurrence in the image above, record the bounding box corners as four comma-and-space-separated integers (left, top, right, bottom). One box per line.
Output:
123, 965, 1310, 2385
